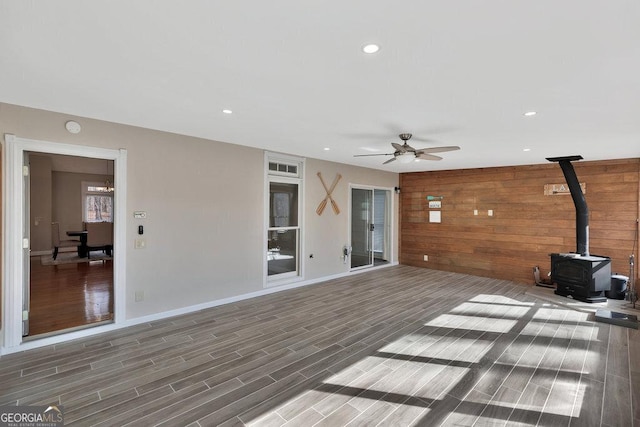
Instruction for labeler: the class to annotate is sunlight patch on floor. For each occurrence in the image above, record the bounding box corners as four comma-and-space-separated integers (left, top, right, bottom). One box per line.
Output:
252, 292, 601, 426
468, 294, 536, 306
449, 302, 532, 318
424, 313, 518, 333
377, 333, 432, 354
532, 305, 570, 321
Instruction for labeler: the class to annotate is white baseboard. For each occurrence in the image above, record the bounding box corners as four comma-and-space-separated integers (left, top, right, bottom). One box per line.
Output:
30, 250, 53, 256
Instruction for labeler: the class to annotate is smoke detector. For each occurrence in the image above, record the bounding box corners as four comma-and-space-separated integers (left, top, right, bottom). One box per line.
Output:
65, 120, 81, 134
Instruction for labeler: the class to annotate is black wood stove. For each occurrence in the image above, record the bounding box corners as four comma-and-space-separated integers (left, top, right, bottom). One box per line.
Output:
547, 155, 611, 303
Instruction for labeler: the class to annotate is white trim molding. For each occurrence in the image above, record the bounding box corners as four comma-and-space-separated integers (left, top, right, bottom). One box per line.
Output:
1, 134, 127, 354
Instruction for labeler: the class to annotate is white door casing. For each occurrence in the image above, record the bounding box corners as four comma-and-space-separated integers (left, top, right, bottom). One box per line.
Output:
1, 134, 127, 353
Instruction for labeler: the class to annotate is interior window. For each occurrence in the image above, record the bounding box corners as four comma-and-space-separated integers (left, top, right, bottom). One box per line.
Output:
83, 181, 114, 222
266, 156, 303, 282
267, 181, 299, 277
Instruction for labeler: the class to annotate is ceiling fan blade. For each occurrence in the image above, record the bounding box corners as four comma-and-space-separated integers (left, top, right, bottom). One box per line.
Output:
391, 142, 407, 153
407, 136, 439, 144
418, 145, 461, 154
415, 153, 443, 161
354, 153, 394, 157
383, 157, 397, 164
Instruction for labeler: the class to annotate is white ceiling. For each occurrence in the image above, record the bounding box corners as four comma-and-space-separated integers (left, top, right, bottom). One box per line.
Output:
1, 1, 638, 172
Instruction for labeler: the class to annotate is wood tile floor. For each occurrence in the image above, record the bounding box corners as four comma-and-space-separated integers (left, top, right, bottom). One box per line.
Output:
1, 265, 639, 426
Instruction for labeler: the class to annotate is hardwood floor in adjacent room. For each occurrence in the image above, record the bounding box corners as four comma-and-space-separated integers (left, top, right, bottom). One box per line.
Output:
28, 255, 114, 336
1, 265, 638, 426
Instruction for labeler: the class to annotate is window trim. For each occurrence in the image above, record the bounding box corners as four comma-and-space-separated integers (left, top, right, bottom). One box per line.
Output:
264, 152, 305, 287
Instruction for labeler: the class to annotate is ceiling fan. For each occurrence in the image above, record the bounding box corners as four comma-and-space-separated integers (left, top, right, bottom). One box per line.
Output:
354, 133, 460, 165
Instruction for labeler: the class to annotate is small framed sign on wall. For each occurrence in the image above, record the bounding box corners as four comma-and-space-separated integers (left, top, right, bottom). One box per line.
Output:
544, 183, 586, 196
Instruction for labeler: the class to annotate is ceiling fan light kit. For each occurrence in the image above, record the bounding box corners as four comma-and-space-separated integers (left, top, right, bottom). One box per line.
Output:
354, 133, 460, 165
398, 153, 416, 164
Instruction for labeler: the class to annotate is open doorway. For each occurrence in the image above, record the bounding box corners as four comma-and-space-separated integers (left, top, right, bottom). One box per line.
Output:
2, 134, 126, 352
350, 187, 392, 269
26, 153, 115, 337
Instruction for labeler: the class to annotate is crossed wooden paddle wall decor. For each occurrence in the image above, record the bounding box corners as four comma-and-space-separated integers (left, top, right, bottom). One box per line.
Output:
316, 172, 342, 215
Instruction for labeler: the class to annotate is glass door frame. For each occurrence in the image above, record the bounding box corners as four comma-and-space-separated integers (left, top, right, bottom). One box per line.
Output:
2, 134, 127, 353
350, 187, 374, 269
349, 184, 393, 271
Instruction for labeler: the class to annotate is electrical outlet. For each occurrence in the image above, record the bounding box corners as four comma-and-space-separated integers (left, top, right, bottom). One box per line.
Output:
488, 209, 494, 216
135, 291, 144, 302
135, 238, 146, 249
473, 209, 478, 216
423, 255, 429, 261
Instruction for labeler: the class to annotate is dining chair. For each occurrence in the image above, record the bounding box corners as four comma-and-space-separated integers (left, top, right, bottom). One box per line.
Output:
84, 221, 114, 259
51, 222, 80, 260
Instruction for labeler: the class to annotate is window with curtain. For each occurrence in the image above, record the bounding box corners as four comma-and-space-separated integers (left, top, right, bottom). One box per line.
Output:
83, 181, 113, 222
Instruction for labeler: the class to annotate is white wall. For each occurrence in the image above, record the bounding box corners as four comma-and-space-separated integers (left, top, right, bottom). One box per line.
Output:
0, 102, 398, 328
28, 154, 53, 252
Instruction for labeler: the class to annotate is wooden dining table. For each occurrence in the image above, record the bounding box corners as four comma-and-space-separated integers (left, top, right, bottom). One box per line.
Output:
66, 230, 88, 257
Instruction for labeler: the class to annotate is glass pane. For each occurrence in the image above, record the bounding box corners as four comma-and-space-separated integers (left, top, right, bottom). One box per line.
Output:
267, 229, 298, 276
373, 190, 386, 253
351, 188, 373, 268
87, 185, 112, 193
269, 182, 298, 227
85, 195, 113, 222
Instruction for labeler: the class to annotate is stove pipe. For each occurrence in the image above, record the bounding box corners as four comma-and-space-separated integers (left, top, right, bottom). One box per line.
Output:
546, 155, 589, 256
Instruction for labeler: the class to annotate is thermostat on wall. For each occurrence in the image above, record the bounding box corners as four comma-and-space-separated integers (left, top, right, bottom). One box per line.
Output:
133, 211, 147, 219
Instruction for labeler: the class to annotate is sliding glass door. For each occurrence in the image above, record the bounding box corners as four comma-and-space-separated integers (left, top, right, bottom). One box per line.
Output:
351, 187, 391, 269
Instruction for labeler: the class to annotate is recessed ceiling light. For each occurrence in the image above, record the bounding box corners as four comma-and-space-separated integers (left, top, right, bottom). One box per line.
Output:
523, 148, 531, 152
362, 44, 380, 54
523, 111, 537, 117
222, 109, 233, 114
323, 147, 330, 151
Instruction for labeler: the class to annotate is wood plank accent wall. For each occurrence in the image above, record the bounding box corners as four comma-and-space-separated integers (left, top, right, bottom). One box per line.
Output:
400, 158, 640, 285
